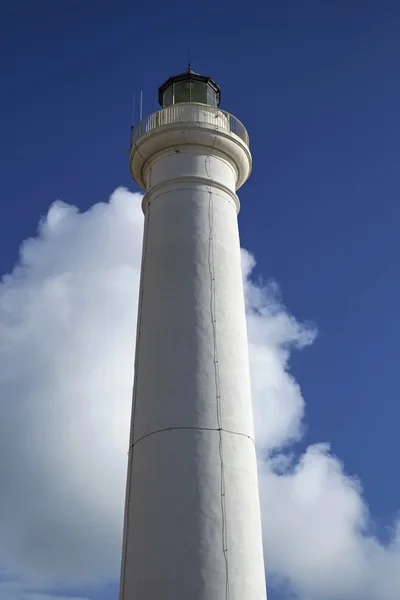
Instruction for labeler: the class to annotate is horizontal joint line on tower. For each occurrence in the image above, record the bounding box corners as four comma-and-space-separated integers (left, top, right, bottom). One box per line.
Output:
142, 183, 240, 214
129, 425, 255, 451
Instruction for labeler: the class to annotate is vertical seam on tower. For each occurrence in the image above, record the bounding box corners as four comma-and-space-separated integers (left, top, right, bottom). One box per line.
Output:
206, 131, 230, 600
119, 199, 152, 600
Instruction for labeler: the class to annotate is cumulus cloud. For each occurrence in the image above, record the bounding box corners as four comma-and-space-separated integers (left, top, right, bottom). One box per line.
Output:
0, 187, 399, 600
0, 190, 140, 588
242, 252, 400, 600
242, 248, 316, 450
0, 581, 89, 600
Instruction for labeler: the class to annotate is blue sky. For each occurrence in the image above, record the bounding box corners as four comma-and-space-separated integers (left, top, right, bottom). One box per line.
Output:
1, 1, 400, 599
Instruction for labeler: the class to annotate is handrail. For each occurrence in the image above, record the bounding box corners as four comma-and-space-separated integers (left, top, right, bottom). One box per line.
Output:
131, 103, 249, 148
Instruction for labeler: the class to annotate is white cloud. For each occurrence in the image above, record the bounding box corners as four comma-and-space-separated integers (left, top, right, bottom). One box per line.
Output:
0, 190, 140, 587
0, 580, 89, 600
242, 252, 400, 600
242, 248, 316, 450
0, 187, 399, 600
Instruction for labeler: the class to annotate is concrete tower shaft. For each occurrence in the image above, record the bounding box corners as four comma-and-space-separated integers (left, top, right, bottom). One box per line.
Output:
120, 72, 267, 600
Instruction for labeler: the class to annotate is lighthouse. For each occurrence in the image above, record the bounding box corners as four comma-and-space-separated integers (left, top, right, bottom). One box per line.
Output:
119, 68, 267, 600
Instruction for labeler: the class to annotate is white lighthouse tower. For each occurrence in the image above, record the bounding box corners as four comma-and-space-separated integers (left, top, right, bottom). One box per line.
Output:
119, 68, 267, 600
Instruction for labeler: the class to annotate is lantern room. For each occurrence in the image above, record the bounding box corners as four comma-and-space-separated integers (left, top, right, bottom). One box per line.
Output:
158, 68, 221, 108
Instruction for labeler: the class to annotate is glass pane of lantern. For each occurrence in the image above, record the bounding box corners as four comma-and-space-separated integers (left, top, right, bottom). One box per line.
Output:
207, 85, 217, 107
163, 84, 173, 107
190, 81, 207, 104
173, 81, 191, 104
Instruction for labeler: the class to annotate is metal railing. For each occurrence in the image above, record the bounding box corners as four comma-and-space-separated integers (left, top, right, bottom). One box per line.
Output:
131, 103, 249, 148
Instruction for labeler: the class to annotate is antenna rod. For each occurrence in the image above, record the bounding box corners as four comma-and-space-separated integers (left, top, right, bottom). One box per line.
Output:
129, 92, 136, 152
140, 91, 143, 121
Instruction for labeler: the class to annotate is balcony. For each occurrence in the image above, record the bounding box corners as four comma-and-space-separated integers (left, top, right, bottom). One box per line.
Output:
131, 103, 249, 149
